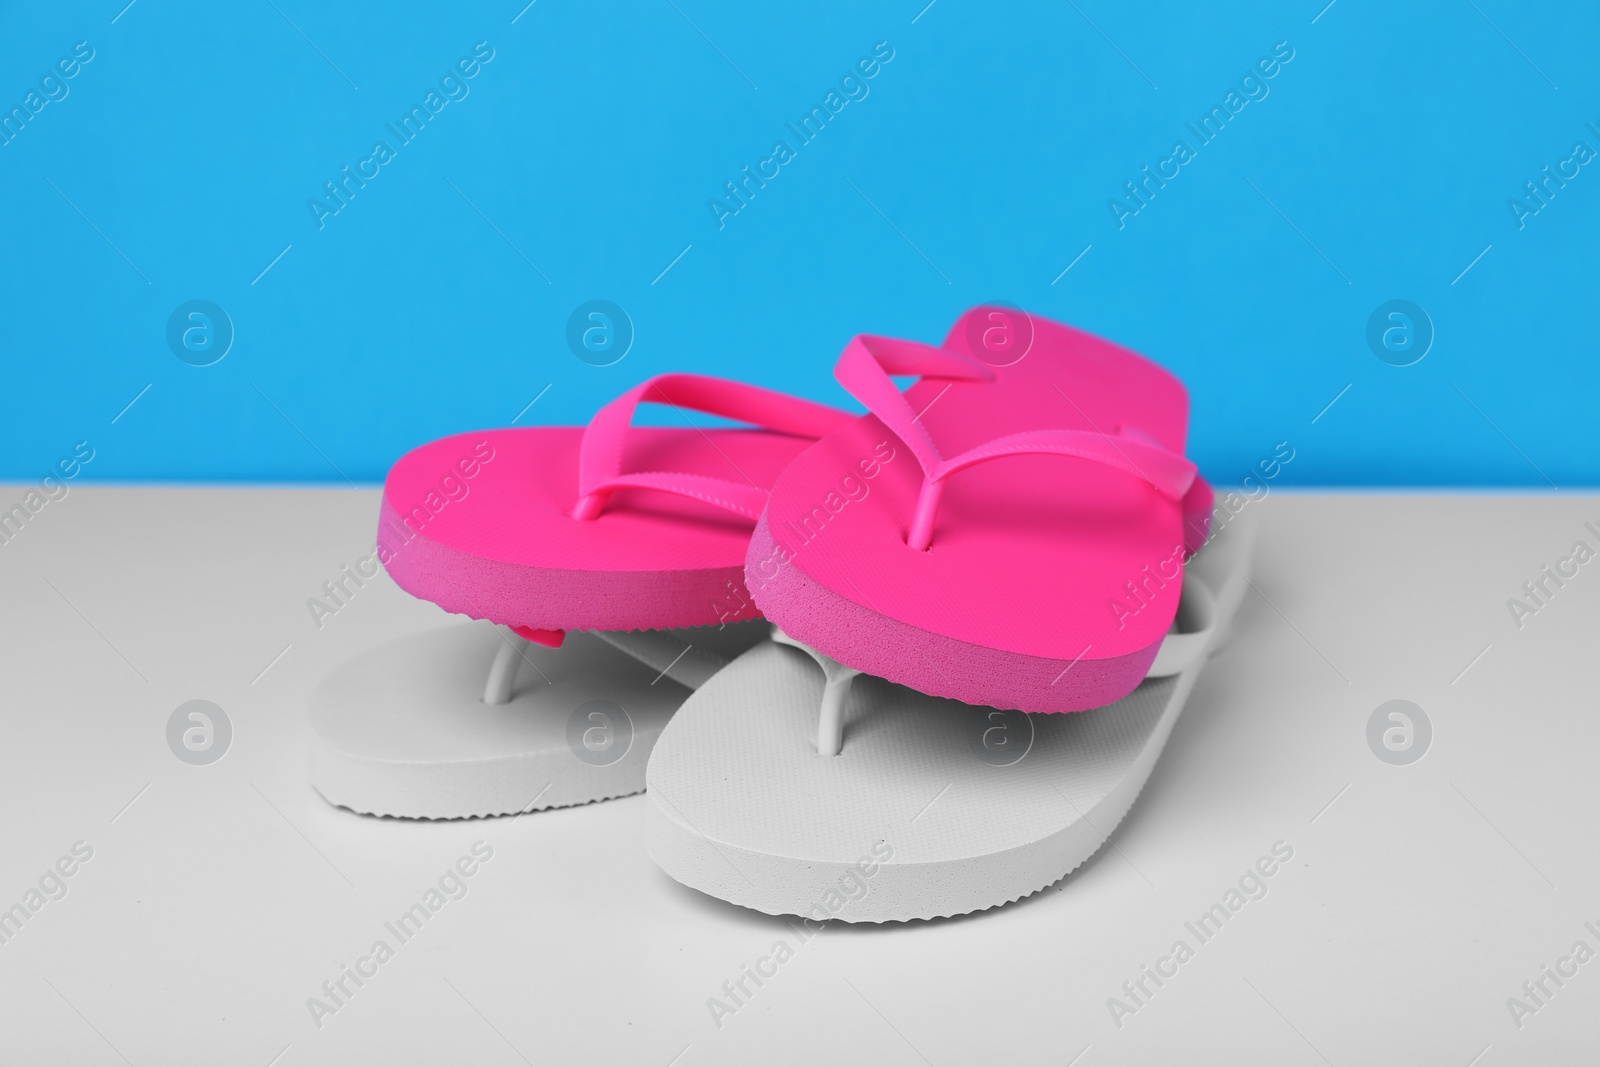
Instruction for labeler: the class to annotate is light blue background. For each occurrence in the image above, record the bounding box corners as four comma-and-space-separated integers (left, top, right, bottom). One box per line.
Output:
2, 0, 1595, 487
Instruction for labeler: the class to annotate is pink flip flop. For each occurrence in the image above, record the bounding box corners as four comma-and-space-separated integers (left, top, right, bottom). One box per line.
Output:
306, 375, 850, 820
746, 307, 1213, 713
379, 375, 852, 637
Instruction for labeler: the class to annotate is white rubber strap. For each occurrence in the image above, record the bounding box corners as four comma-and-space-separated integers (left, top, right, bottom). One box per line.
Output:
483, 626, 528, 705
770, 627, 860, 757
1144, 570, 1217, 678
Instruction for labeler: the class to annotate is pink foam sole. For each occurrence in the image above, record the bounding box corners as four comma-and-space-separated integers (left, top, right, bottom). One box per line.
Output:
379, 497, 757, 633
747, 514, 1158, 713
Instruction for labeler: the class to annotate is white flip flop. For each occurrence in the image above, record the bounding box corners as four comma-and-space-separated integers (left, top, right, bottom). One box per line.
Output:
309, 620, 767, 819
643, 517, 1254, 921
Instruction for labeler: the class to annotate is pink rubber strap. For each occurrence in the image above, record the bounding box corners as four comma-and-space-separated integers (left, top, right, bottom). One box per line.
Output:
572, 374, 850, 521
936, 429, 1195, 497
833, 334, 1197, 549
834, 335, 995, 475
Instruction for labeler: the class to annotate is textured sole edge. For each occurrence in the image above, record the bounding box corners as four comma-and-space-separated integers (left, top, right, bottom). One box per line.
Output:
378, 497, 760, 633
314, 783, 645, 822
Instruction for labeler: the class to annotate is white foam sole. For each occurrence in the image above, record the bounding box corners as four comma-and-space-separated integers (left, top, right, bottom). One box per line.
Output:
644, 518, 1254, 921
309, 621, 764, 819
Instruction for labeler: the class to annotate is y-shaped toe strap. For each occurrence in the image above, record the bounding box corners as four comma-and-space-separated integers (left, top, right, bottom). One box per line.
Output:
835, 334, 1198, 550
770, 627, 860, 757
570, 374, 851, 521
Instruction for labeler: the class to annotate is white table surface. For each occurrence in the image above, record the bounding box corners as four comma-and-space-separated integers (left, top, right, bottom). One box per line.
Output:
1, 486, 1596, 1065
